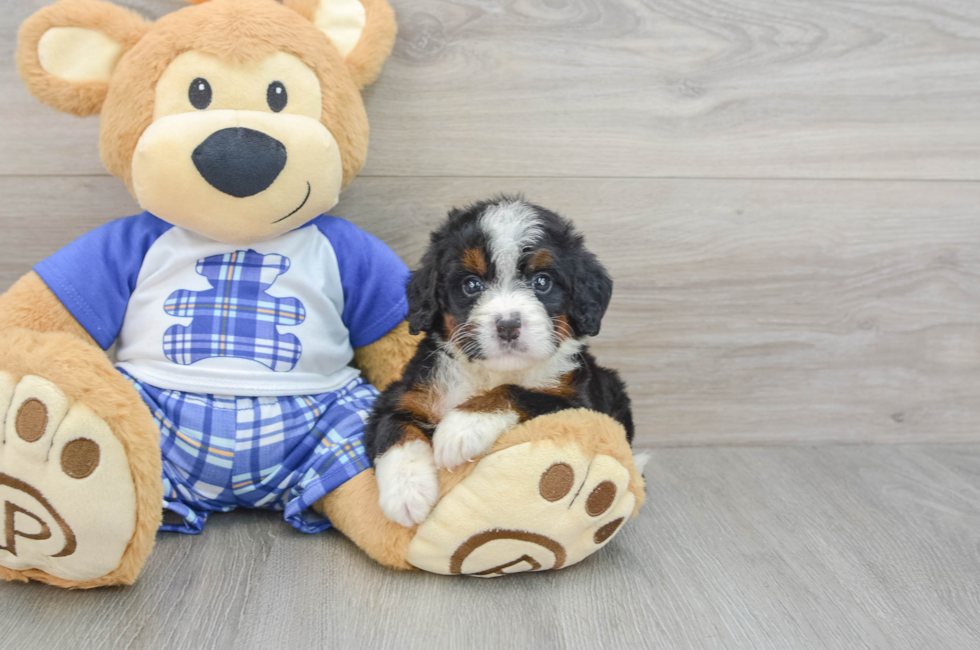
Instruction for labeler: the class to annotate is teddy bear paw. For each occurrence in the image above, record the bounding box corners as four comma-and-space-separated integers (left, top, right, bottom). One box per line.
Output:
407, 426, 642, 576
0, 373, 137, 584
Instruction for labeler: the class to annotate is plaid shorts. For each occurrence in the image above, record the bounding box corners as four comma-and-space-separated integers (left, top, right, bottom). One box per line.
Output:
119, 370, 376, 534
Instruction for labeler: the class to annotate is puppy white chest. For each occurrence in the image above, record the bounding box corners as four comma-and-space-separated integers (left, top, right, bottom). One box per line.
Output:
430, 339, 584, 418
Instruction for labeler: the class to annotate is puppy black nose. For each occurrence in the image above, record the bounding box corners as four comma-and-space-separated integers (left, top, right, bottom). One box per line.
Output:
192, 127, 287, 198
496, 317, 521, 342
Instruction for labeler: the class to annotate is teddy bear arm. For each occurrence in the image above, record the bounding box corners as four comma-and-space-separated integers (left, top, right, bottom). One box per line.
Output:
352, 320, 422, 391
313, 469, 417, 570
322, 409, 647, 576
0, 271, 96, 346
406, 409, 646, 576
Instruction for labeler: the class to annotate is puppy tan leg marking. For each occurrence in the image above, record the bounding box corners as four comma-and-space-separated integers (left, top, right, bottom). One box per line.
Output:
398, 385, 439, 423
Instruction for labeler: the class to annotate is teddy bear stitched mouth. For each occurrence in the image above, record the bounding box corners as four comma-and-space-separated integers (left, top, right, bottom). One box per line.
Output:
272, 181, 312, 224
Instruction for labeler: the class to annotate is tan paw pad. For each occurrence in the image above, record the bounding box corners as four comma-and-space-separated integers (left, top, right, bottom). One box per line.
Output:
0, 374, 137, 582
407, 439, 636, 576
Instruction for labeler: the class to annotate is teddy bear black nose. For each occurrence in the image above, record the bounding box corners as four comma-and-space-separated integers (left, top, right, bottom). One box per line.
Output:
192, 127, 287, 198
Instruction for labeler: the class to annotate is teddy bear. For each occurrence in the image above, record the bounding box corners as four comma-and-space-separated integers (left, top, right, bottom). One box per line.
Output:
0, 0, 645, 588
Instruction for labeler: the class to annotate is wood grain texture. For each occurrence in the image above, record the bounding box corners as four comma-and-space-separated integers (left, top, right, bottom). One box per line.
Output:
3, 175, 978, 446
1, 445, 978, 650
5, 0, 980, 179
3, 1, 979, 646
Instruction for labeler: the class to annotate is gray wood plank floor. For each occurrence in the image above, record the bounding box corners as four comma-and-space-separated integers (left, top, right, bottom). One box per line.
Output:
2, 0, 980, 647
1, 445, 978, 650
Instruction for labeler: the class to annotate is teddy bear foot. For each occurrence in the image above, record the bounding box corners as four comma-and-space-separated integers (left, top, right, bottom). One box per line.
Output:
407, 409, 646, 576
0, 331, 162, 588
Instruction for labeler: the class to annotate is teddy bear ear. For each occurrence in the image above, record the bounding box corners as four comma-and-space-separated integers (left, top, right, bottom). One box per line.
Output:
16, 0, 150, 117
284, 0, 397, 89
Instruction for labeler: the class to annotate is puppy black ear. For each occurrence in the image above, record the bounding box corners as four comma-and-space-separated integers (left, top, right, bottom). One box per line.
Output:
406, 248, 441, 335
569, 251, 613, 337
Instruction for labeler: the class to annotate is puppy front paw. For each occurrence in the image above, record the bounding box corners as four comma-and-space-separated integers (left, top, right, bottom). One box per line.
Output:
375, 440, 440, 527
433, 410, 519, 470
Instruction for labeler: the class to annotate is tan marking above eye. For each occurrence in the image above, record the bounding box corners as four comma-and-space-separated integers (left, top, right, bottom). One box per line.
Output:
528, 248, 553, 270
462, 247, 487, 275
539, 462, 575, 502
585, 480, 617, 516
15, 398, 48, 443
60, 438, 101, 479
594, 517, 625, 544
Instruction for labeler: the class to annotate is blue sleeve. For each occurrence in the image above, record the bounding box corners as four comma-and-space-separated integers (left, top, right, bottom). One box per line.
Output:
33, 213, 173, 350
314, 216, 410, 348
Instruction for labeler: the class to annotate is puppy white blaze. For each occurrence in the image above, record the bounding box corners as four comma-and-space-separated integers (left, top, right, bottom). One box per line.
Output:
475, 201, 553, 370
432, 337, 585, 418
479, 200, 542, 284
375, 440, 439, 527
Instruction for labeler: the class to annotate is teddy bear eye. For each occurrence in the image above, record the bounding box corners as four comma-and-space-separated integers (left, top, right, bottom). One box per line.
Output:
267, 81, 287, 112
188, 77, 212, 110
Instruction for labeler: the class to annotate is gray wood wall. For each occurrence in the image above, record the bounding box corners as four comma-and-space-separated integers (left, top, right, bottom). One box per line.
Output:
2, 0, 979, 446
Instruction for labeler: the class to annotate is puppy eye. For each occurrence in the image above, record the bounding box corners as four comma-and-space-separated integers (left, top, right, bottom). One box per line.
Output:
462, 276, 485, 296
531, 273, 553, 294
189, 78, 212, 110
267, 81, 288, 112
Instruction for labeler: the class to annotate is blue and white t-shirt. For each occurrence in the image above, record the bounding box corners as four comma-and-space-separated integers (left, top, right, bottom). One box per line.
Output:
34, 213, 409, 396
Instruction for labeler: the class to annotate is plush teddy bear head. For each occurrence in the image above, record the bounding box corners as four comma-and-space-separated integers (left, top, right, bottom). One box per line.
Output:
17, 0, 396, 244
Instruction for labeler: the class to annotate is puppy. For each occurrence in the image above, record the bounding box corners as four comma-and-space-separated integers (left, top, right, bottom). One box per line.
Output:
364, 197, 634, 526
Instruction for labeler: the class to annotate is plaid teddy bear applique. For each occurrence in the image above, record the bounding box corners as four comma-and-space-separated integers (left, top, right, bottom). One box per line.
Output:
162, 250, 306, 372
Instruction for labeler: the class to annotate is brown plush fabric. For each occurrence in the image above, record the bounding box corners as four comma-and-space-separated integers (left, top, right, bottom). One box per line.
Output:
313, 470, 416, 570
0, 329, 162, 588
15, 0, 149, 117
343, 0, 397, 88
16, 0, 385, 193
353, 320, 422, 391
98, 0, 371, 194
0, 272, 97, 345
284, 0, 397, 88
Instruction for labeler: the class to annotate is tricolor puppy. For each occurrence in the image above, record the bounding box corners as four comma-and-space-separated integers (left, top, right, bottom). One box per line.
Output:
365, 198, 634, 527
